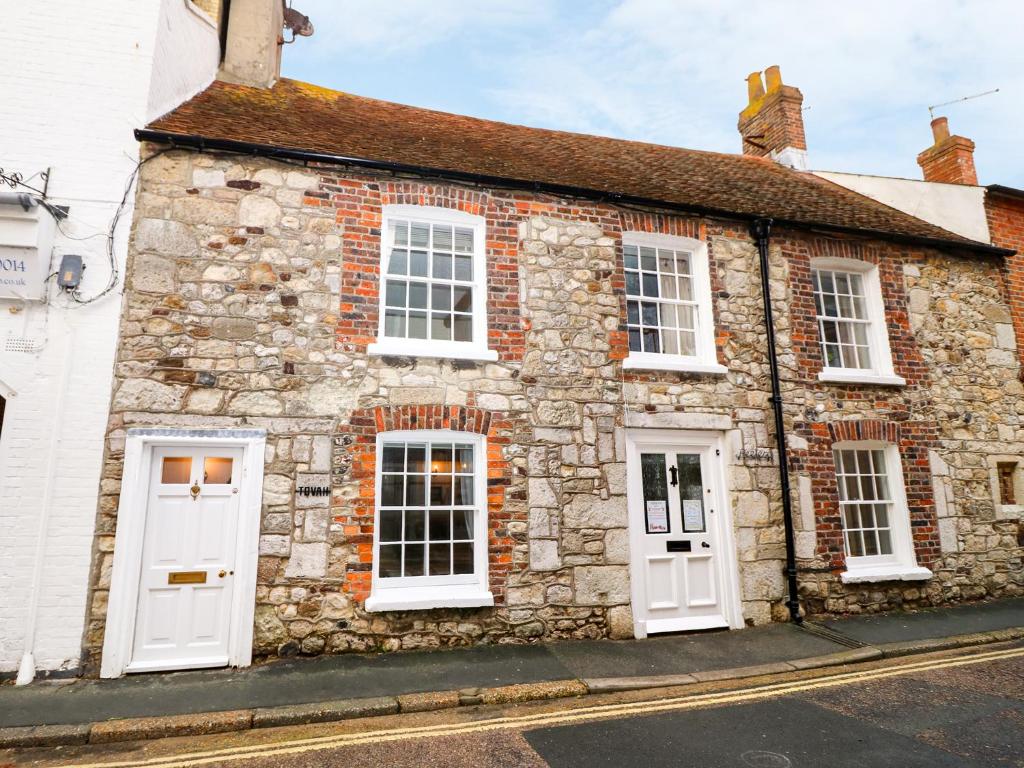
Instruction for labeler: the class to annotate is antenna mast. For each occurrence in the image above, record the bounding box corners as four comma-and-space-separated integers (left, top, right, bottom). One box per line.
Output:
928, 88, 1000, 119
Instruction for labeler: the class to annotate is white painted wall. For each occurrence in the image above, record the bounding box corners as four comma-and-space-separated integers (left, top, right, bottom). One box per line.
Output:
0, 0, 219, 677
814, 171, 991, 244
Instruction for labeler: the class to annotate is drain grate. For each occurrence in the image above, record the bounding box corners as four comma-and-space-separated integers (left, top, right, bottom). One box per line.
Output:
797, 620, 868, 649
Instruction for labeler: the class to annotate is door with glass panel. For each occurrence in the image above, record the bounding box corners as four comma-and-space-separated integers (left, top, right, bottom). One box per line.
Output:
629, 442, 733, 634
129, 446, 242, 672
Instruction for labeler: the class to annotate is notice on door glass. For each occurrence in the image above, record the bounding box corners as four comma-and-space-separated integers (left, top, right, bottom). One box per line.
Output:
646, 500, 669, 534
683, 499, 705, 532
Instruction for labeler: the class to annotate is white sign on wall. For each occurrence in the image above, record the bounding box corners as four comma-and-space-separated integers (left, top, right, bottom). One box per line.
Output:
0, 200, 55, 301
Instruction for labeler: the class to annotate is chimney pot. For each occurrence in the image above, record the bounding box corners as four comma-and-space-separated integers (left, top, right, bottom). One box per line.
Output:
219, 0, 285, 89
930, 116, 951, 144
747, 72, 765, 106
765, 65, 783, 93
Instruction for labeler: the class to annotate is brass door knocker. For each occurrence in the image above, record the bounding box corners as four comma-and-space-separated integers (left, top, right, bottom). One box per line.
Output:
190, 482, 201, 501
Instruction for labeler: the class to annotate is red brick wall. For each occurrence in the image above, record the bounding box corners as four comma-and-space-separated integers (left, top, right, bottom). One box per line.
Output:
987, 192, 1024, 368
336, 404, 515, 604
793, 419, 941, 570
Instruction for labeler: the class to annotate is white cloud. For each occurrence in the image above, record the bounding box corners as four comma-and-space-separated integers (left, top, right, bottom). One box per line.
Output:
487, 0, 1024, 183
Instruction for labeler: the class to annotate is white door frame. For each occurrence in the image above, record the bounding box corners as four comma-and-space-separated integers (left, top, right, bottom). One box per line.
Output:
100, 428, 267, 678
625, 428, 744, 638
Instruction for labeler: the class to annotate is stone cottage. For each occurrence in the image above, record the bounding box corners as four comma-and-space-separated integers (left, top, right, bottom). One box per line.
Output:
84, 8, 1023, 677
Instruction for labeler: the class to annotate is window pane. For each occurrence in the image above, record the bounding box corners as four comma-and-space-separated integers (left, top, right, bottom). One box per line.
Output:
660, 273, 677, 299
411, 222, 429, 248
408, 282, 428, 309
877, 528, 893, 555
678, 275, 693, 301
455, 446, 473, 472
404, 510, 425, 540
201, 457, 234, 483
387, 249, 407, 276
454, 227, 474, 253
430, 313, 452, 340
433, 225, 452, 251
384, 310, 405, 338
385, 280, 407, 307
405, 475, 425, 506
626, 300, 639, 325
642, 272, 659, 297
453, 509, 474, 539
643, 328, 660, 353
641, 302, 659, 326
453, 314, 472, 342
391, 221, 408, 246
429, 509, 451, 540
675, 252, 692, 275
640, 247, 656, 271
381, 475, 404, 506
623, 245, 638, 270
161, 456, 191, 484
403, 544, 425, 576
429, 543, 451, 576
628, 329, 641, 351
679, 331, 696, 356
625, 272, 640, 296
452, 542, 474, 574
382, 444, 405, 472
454, 475, 473, 505
662, 331, 679, 355
431, 474, 453, 506
432, 252, 452, 279
379, 510, 402, 542
408, 312, 428, 339
410, 250, 429, 277
407, 444, 426, 473
677, 304, 695, 330
431, 285, 451, 311
379, 544, 402, 577
453, 286, 472, 312
454, 254, 473, 281
431, 445, 453, 473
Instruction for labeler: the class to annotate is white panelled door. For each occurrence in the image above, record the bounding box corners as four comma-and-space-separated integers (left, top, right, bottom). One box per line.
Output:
128, 446, 244, 672
627, 433, 742, 636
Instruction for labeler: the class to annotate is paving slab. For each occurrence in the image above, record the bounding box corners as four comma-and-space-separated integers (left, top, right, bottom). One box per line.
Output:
820, 598, 1024, 646
548, 623, 842, 679
0, 643, 571, 729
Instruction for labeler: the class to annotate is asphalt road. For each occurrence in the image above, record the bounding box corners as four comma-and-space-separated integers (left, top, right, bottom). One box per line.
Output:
8, 644, 1024, 768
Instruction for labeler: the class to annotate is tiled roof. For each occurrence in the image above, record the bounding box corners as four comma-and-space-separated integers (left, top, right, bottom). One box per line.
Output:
146, 78, 988, 250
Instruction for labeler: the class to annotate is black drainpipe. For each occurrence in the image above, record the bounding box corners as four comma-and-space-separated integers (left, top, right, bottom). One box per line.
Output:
750, 218, 802, 624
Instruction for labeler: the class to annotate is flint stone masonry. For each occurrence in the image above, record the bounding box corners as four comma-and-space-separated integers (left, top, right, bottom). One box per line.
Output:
81, 149, 1024, 672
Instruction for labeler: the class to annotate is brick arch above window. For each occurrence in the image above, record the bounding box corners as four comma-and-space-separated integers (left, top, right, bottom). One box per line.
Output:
826, 419, 901, 445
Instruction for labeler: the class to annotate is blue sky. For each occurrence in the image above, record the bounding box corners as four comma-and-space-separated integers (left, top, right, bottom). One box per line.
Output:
282, 0, 1023, 186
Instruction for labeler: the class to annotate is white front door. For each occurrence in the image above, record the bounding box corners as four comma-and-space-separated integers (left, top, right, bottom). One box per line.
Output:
128, 446, 244, 672
627, 432, 742, 636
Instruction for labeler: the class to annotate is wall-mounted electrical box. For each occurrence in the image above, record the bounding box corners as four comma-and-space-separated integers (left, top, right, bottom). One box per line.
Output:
0, 194, 56, 301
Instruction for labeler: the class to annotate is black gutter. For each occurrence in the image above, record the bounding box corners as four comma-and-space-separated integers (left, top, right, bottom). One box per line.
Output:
134, 128, 1011, 258
987, 184, 1024, 203
751, 218, 802, 625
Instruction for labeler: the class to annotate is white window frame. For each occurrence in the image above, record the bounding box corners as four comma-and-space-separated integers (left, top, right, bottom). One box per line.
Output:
366, 429, 493, 611
811, 258, 905, 386
832, 441, 931, 584
368, 205, 497, 362
621, 233, 726, 375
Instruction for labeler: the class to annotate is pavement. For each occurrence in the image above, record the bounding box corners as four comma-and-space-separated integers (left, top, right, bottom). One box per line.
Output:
1, 596, 1023, 748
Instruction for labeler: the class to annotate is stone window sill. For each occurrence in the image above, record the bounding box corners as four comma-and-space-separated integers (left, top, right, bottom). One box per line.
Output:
819, 370, 906, 387
368, 339, 499, 363
839, 565, 932, 584
364, 586, 494, 612
622, 354, 727, 375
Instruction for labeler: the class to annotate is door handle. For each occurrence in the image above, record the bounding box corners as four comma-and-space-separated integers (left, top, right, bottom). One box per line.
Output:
218, 569, 234, 578
701, 542, 711, 549
668, 465, 678, 487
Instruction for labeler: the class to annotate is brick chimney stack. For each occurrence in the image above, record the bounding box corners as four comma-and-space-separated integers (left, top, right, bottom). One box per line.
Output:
917, 116, 978, 185
738, 65, 808, 170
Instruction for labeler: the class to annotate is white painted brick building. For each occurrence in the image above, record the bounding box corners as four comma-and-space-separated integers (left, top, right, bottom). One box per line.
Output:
0, 0, 220, 679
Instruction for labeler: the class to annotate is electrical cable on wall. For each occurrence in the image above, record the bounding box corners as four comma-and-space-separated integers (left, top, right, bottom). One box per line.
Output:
69, 147, 172, 305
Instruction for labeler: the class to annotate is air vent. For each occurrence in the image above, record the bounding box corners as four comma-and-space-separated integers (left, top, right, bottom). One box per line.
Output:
5, 336, 42, 353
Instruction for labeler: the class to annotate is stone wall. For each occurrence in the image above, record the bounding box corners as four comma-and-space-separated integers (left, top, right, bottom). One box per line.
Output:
83, 148, 1024, 670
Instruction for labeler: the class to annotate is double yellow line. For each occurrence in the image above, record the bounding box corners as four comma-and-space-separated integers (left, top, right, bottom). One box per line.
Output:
67, 645, 1024, 768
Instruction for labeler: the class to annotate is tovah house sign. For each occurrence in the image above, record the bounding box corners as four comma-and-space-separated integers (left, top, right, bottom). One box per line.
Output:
0, 193, 56, 302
